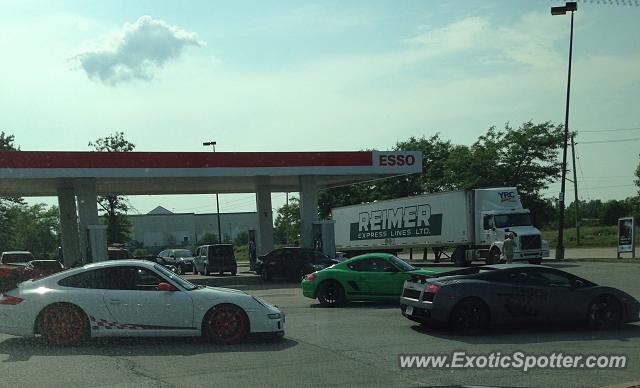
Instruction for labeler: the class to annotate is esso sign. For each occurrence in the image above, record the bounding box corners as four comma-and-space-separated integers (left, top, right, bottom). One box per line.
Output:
379, 154, 416, 166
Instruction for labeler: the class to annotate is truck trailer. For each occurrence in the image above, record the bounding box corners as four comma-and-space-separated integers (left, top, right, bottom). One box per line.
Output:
331, 187, 549, 266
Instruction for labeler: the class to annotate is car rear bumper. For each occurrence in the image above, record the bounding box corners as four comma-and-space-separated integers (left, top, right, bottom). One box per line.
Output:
399, 296, 449, 324
301, 280, 316, 299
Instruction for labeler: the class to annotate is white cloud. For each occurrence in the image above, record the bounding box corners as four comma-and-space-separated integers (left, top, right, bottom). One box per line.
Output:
407, 12, 565, 69
74, 16, 203, 85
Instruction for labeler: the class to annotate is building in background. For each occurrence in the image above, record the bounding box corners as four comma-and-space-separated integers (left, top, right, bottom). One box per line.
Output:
129, 206, 257, 248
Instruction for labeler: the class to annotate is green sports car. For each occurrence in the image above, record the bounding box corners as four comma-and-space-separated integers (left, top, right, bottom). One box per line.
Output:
301, 253, 450, 307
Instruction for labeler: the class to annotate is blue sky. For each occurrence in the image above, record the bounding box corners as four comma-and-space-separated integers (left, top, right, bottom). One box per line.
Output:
1, 0, 639, 214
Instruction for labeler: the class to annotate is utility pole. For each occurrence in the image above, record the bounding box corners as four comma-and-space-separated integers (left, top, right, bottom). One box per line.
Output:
203, 141, 223, 244
551, 1, 577, 260
571, 133, 580, 245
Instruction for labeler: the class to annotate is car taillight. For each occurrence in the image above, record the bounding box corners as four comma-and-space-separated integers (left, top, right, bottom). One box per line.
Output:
424, 284, 440, 294
0, 294, 23, 305
306, 273, 316, 281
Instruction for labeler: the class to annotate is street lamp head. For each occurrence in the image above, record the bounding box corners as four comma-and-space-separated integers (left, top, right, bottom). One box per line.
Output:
551, 2, 577, 15
203, 141, 217, 146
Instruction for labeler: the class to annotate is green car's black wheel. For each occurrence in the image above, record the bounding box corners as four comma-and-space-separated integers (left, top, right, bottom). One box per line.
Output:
317, 281, 345, 307
450, 298, 489, 334
587, 294, 622, 329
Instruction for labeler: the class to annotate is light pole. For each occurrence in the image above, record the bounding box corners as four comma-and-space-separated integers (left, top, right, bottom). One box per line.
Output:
551, 1, 577, 260
203, 141, 222, 244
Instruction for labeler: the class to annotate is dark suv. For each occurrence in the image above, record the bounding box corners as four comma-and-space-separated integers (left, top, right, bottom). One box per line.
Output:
256, 247, 335, 282
158, 249, 195, 275
194, 244, 237, 276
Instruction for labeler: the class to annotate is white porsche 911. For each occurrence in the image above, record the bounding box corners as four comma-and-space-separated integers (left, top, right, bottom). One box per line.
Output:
0, 260, 284, 345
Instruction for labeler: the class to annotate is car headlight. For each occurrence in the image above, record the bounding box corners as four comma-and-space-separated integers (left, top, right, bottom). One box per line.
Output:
267, 313, 281, 319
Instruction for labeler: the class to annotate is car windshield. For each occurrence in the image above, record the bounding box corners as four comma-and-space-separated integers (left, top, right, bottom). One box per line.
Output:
494, 213, 532, 228
154, 264, 197, 290
389, 255, 416, 272
2, 253, 34, 263
172, 249, 192, 257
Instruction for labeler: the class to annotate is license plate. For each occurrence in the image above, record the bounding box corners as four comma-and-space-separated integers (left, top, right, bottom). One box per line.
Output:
406, 306, 414, 315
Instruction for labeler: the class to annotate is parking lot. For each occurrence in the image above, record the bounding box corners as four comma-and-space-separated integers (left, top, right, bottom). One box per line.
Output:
0, 260, 638, 388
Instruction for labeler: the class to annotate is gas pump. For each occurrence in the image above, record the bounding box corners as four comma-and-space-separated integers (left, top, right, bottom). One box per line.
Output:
311, 221, 336, 259
87, 225, 108, 262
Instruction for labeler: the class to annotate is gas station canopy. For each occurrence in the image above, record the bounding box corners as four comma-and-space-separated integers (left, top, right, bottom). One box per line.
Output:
0, 150, 422, 196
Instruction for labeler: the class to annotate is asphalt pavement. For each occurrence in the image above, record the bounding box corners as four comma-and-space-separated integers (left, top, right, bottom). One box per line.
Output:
0, 261, 638, 388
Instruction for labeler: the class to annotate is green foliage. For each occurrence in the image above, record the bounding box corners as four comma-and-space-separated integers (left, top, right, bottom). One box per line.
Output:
89, 132, 136, 244
199, 233, 219, 245
274, 197, 301, 245
234, 231, 249, 246
543, 225, 640, 248
132, 248, 150, 257
635, 153, 640, 195
319, 121, 564, 228
0, 203, 60, 258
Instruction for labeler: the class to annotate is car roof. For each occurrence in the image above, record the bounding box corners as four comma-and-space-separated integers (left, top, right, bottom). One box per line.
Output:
349, 252, 395, 260
83, 259, 156, 269
480, 264, 552, 270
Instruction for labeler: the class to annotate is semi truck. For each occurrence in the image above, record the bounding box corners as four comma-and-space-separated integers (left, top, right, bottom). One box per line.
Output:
331, 187, 549, 266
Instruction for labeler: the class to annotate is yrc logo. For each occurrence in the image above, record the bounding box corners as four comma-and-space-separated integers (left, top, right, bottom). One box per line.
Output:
499, 191, 516, 203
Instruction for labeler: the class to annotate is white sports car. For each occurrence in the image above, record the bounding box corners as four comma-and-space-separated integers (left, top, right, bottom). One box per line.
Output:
0, 260, 284, 345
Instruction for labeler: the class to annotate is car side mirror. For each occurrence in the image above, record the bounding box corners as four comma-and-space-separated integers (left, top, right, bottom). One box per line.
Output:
170, 255, 176, 259
573, 280, 584, 289
158, 282, 177, 292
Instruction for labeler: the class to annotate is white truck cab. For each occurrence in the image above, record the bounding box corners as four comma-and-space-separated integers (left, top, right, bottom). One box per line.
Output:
474, 188, 549, 264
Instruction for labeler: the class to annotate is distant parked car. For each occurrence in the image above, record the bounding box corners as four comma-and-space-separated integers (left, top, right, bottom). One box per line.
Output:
256, 247, 335, 282
158, 249, 195, 275
0, 251, 64, 292
194, 244, 237, 276
107, 247, 131, 260
1, 251, 36, 264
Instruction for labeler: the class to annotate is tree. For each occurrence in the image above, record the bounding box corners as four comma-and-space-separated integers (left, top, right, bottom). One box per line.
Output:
89, 132, 135, 244
318, 121, 564, 226
635, 154, 640, 196
199, 233, 219, 245
234, 231, 249, 246
274, 198, 301, 245
602, 200, 630, 225
0, 132, 24, 251
1, 204, 60, 258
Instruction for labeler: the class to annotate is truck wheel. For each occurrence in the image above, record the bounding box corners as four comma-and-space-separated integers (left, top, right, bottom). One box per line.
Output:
487, 248, 501, 265
452, 247, 468, 267
204, 264, 210, 276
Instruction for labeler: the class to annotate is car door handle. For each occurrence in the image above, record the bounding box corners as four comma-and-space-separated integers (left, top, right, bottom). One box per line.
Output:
108, 299, 123, 305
